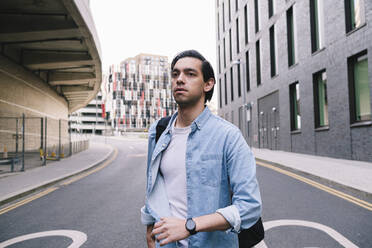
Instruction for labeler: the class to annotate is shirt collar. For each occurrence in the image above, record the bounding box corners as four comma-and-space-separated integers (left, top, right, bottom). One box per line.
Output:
166, 106, 212, 134
193, 106, 211, 130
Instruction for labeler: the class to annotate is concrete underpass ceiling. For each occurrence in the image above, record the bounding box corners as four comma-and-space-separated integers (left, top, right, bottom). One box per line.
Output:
0, 0, 102, 113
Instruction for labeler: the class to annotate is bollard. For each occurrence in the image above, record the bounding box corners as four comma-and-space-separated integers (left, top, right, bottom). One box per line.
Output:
3, 145, 8, 159
60, 145, 64, 158
51, 145, 56, 158
39, 147, 44, 161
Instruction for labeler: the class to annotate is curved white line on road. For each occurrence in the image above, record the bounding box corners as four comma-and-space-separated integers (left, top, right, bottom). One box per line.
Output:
128, 153, 147, 157
260, 219, 358, 248
0, 230, 87, 248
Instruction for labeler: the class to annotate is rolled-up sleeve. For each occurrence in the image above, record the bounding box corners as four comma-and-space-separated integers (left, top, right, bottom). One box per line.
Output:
141, 205, 155, 225
216, 205, 241, 233
224, 129, 262, 233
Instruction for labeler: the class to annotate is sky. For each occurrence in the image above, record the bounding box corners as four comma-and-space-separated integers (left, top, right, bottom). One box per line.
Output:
90, 0, 217, 73
89, 0, 218, 108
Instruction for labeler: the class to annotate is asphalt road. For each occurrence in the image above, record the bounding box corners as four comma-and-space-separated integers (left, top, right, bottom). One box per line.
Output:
257, 164, 372, 247
0, 136, 149, 248
0, 137, 371, 247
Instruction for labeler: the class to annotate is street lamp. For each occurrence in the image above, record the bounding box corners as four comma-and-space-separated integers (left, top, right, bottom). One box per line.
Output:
232, 59, 252, 144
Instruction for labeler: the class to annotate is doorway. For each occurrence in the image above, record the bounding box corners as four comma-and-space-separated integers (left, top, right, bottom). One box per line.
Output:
258, 91, 280, 150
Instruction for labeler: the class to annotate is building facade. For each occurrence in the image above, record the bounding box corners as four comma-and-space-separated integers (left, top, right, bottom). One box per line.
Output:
69, 92, 108, 135
105, 53, 176, 132
0, 0, 102, 156
216, 0, 372, 162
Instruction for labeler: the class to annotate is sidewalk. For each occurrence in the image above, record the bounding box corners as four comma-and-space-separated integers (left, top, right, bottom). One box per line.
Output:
0, 142, 113, 205
1, 141, 371, 206
252, 148, 372, 196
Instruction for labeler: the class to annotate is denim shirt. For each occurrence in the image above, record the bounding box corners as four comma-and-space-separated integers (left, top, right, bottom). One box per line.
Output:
141, 107, 262, 248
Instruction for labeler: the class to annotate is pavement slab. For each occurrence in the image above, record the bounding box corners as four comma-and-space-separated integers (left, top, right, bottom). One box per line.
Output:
0, 142, 113, 204
252, 148, 372, 195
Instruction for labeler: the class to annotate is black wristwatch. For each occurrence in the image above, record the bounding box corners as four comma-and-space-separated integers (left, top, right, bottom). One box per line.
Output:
185, 218, 197, 235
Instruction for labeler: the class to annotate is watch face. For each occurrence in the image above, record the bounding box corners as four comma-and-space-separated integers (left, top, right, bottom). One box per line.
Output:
186, 219, 196, 230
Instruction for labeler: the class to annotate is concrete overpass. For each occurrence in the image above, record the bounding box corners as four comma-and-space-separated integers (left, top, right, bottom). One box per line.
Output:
0, 0, 102, 156
0, 0, 102, 118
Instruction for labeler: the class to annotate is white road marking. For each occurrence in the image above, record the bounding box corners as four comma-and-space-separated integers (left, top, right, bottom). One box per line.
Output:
0, 230, 87, 248
254, 240, 268, 248
254, 219, 359, 248
128, 153, 146, 157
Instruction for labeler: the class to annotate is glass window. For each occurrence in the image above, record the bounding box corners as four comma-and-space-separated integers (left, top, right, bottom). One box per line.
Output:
223, 38, 226, 68
348, 51, 371, 122
268, 0, 274, 18
313, 70, 329, 127
310, 0, 325, 53
244, 5, 249, 44
235, 0, 239, 12
290, 82, 301, 130
345, 0, 366, 33
218, 45, 221, 73
224, 73, 228, 105
256, 40, 261, 86
222, 2, 225, 32
269, 25, 277, 77
228, 0, 231, 22
219, 78, 222, 108
238, 63, 241, 97
254, 0, 259, 33
230, 67, 234, 101
245, 50, 250, 91
236, 18, 240, 54
287, 6, 297, 67
239, 106, 243, 130
229, 29, 232, 61
217, 12, 220, 40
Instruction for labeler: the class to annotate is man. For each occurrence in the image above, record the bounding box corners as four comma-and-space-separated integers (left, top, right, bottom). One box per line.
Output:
141, 50, 262, 248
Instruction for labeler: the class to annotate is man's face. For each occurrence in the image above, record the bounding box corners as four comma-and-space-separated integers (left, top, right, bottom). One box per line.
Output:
171, 57, 206, 107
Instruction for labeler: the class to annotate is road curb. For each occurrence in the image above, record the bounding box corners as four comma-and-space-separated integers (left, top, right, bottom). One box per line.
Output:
255, 157, 372, 202
0, 144, 115, 207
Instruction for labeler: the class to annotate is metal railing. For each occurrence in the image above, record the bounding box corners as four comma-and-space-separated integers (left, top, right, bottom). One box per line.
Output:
0, 114, 89, 173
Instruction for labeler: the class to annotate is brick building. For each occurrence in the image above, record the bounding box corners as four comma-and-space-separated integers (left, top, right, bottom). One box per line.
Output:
216, 0, 372, 161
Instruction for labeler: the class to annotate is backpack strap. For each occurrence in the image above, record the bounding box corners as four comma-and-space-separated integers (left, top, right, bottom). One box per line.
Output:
155, 116, 171, 143
238, 217, 265, 247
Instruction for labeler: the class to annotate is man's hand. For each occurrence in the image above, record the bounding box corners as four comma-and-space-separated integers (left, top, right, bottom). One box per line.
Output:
151, 217, 189, 246
146, 225, 155, 248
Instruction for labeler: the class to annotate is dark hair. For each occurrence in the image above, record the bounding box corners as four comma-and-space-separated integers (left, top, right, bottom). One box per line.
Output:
171, 50, 215, 103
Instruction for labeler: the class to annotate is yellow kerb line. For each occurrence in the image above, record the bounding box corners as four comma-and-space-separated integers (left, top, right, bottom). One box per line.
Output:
256, 161, 372, 211
0, 147, 118, 215
0, 187, 58, 215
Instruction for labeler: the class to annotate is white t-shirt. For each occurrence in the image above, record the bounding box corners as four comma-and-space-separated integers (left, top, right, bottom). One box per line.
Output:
160, 119, 191, 247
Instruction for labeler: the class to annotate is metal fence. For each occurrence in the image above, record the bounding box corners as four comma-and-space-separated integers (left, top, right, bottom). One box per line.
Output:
0, 114, 89, 173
